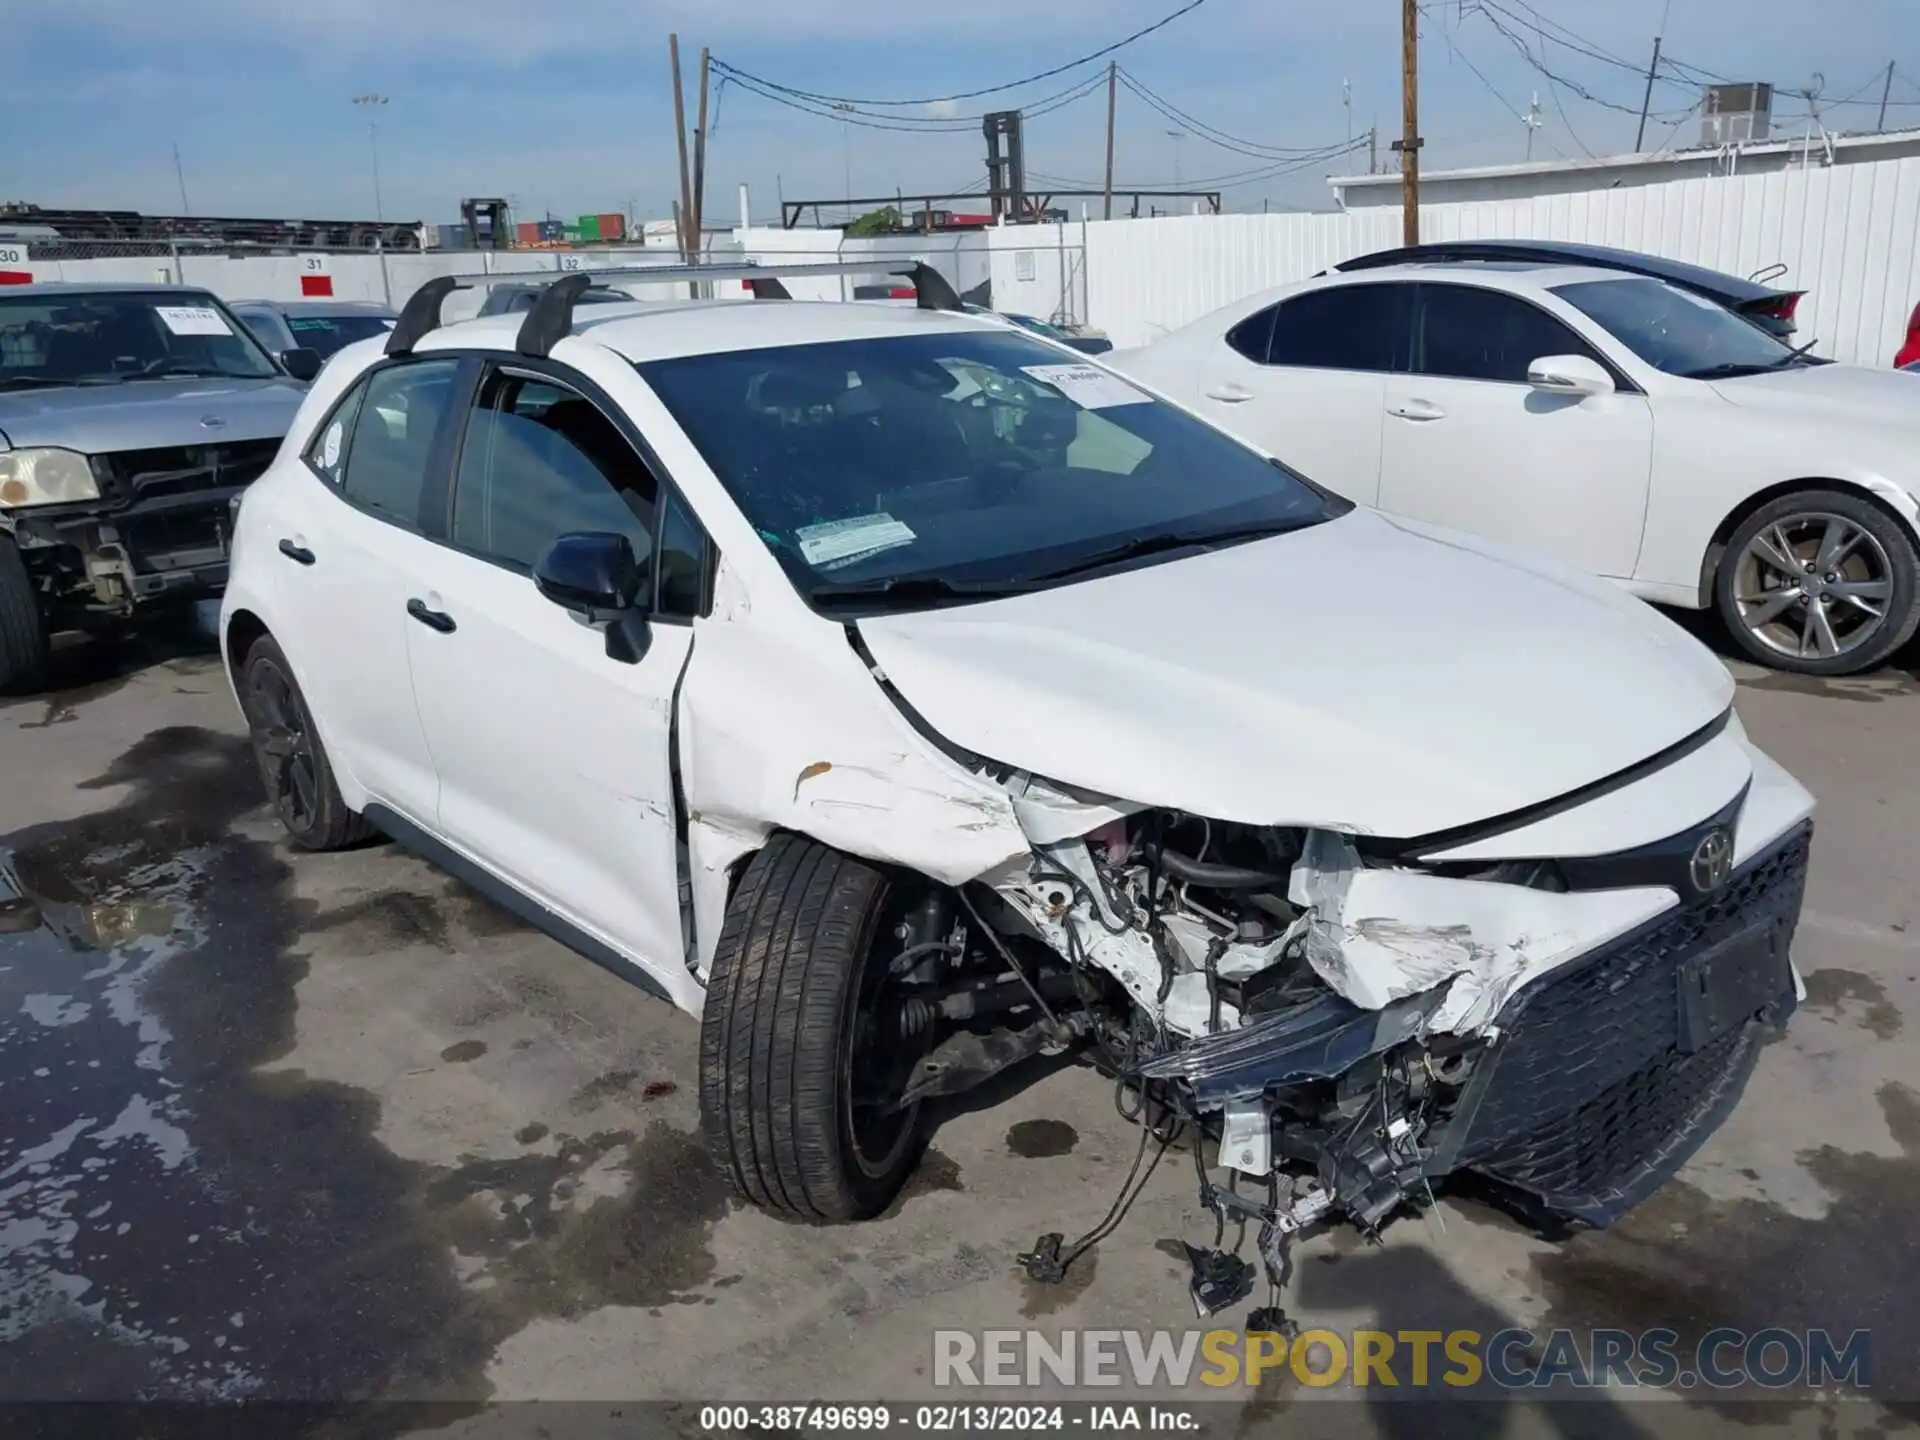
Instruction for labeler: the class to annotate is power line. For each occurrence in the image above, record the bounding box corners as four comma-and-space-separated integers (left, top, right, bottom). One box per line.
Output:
1115, 68, 1357, 159
1468, 4, 1693, 120
710, 0, 1210, 109
714, 67, 1109, 133
1435, 20, 1569, 160
1029, 137, 1368, 192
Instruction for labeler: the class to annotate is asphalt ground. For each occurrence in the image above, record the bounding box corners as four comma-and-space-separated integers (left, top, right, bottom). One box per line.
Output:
1, 611, 1916, 1438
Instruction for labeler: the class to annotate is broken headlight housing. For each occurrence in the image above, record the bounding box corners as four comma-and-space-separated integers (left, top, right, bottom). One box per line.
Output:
0, 447, 100, 508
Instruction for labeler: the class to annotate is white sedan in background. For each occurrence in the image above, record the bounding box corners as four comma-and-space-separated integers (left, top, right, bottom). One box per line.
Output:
1113, 261, 1920, 675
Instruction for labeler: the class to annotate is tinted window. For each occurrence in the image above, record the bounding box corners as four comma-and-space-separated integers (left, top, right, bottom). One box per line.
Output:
1413, 284, 1594, 383
285, 313, 398, 358
453, 372, 658, 572
1553, 277, 1794, 378
1225, 307, 1275, 363
638, 330, 1340, 608
1262, 285, 1404, 371
657, 491, 708, 617
338, 359, 460, 526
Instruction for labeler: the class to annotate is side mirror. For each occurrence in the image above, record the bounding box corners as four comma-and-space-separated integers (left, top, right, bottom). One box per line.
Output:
1527, 354, 1614, 397
534, 531, 652, 664
1066, 335, 1114, 356
280, 347, 323, 382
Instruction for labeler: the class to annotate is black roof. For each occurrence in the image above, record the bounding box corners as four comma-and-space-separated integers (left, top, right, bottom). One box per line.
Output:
1333, 240, 1798, 304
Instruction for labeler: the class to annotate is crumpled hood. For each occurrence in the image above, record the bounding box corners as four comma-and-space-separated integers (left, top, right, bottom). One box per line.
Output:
0, 376, 307, 454
856, 508, 1734, 840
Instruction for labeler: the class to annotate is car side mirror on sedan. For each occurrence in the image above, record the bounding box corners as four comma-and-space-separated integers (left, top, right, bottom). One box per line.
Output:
534, 531, 653, 665
1526, 354, 1615, 397
280, 347, 324, 382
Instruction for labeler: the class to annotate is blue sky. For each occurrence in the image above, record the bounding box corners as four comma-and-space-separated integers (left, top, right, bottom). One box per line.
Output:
9, 0, 1920, 227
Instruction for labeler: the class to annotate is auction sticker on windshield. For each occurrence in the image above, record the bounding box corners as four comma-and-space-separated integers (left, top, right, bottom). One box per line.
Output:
155, 305, 233, 336
796, 513, 917, 570
1021, 363, 1149, 410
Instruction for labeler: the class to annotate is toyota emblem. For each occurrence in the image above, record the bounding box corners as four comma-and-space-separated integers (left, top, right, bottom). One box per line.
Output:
1689, 828, 1733, 895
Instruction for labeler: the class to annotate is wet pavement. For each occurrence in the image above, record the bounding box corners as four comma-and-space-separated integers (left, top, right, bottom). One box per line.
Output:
1, 623, 1918, 1436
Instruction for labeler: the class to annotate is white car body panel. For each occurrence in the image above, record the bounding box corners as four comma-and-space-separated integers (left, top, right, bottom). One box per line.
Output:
222, 297, 1813, 1056
856, 507, 1732, 842
1112, 265, 1920, 608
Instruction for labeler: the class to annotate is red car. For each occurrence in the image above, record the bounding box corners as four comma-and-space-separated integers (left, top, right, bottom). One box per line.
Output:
1898, 300, 1920, 367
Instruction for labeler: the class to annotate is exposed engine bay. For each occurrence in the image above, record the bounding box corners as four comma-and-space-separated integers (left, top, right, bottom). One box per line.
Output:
851, 770, 1809, 1325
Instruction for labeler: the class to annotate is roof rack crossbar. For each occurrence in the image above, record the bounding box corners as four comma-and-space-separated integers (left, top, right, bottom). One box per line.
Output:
385, 275, 465, 356
389, 258, 965, 360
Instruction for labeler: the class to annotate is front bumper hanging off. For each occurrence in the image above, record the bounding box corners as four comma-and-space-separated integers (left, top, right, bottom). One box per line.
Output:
1147, 821, 1811, 1230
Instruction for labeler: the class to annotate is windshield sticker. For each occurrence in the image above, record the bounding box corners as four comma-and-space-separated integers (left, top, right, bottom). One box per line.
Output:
320, 419, 344, 472
155, 305, 233, 336
287, 317, 340, 333
1020, 362, 1149, 409
796, 513, 917, 570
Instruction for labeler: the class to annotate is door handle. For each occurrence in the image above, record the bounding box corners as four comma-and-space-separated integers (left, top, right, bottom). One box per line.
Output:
1205, 382, 1255, 403
1388, 398, 1446, 421
277, 538, 316, 566
406, 598, 457, 634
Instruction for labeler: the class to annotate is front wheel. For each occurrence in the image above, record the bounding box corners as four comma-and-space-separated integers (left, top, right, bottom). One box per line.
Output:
1715, 490, 1920, 675
0, 533, 50, 695
698, 835, 930, 1222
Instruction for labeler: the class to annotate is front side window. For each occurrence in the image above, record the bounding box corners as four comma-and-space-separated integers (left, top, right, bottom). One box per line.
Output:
336, 359, 461, 527
638, 329, 1342, 609
452, 372, 658, 572
0, 291, 279, 390
1413, 283, 1597, 383
1554, 277, 1798, 379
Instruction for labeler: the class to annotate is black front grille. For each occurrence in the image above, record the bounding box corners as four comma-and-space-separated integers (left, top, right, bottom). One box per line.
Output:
1448, 825, 1810, 1224
100, 440, 280, 505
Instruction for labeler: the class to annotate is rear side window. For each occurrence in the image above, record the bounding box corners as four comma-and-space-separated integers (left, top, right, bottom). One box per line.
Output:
335, 359, 460, 527
451, 371, 659, 573
1413, 284, 1597, 383
1260, 285, 1405, 372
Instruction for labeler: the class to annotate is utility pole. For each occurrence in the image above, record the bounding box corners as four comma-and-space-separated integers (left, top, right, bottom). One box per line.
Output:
1634, 35, 1664, 151
171, 142, 191, 215
1879, 61, 1896, 131
692, 46, 711, 256
1396, 0, 1420, 245
1105, 62, 1121, 221
668, 34, 696, 265
1369, 124, 1378, 175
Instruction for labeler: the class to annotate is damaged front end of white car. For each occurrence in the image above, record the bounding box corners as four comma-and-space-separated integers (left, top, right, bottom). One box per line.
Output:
965, 723, 1812, 1317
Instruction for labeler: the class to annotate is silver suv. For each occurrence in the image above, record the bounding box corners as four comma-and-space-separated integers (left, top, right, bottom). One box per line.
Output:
0, 283, 317, 692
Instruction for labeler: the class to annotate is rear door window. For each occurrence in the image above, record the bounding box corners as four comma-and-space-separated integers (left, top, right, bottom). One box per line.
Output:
328, 359, 461, 527
1259, 284, 1408, 371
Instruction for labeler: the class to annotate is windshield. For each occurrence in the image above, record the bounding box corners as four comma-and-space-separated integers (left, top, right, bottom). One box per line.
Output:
638, 329, 1342, 609
285, 312, 396, 358
0, 292, 279, 389
1552, 276, 1798, 378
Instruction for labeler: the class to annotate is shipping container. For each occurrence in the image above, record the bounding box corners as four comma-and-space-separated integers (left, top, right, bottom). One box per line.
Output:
515, 220, 541, 245
434, 222, 467, 250
537, 218, 565, 240
574, 213, 601, 242
598, 212, 628, 242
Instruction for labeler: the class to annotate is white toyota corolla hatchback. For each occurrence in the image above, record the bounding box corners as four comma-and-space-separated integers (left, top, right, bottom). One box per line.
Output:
1112, 259, 1920, 676
220, 266, 1813, 1299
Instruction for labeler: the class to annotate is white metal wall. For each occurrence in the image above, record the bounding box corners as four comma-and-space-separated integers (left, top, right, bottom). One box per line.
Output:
1086, 154, 1920, 366
9, 153, 1919, 365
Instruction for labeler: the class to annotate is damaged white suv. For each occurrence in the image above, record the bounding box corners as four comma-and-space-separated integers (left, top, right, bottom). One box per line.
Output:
221, 264, 1813, 1283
